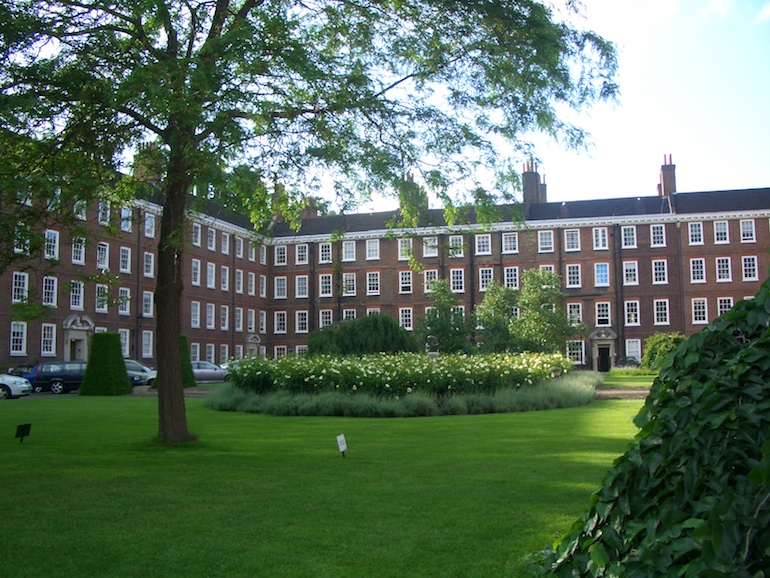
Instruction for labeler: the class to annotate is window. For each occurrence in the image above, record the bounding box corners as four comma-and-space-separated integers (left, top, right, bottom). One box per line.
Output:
690, 258, 706, 283
219, 344, 228, 364
70, 281, 84, 310
96, 242, 110, 269
399, 270, 413, 294
119, 247, 131, 273
398, 238, 412, 261
343, 272, 356, 296
247, 272, 256, 296
714, 221, 729, 244
450, 268, 465, 293
120, 207, 132, 232
475, 234, 491, 255
191, 301, 200, 328
319, 309, 333, 327
235, 237, 244, 258
118, 287, 130, 315
593, 227, 608, 250
366, 272, 380, 295
206, 303, 215, 329
423, 237, 438, 258
343, 309, 356, 321
479, 268, 493, 291
342, 240, 356, 262
504, 266, 519, 289
740, 219, 756, 243
259, 311, 266, 333
142, 331, 153, 359
235, 269, 243, 294
190, 340, 200, 360
12, 272, 29, 303
596, 302, 611, 326
366, 239, 380, 260
718, 297, 734, 316
654, 299, 670, 325
424, 269, 438, 292
118, 329, 130, 358
621, 226, 637, 249
319, 274, 333, 297
273, 311, 286, 333
319, 242, 332, 264
296, 275, 309, 298
71, 237, 85, 265
626, 339, 641, 363
716, 257, 732, 282
399, 307, 413, 330
540, 264, 555, 274
220, 305, 229, 331
502, 232, 519, 254
144, 252, 154, 278
688, 222, 704, 245
207, 228, 216, 251
44, 229, 60, 260
235, 307, 243, 332
692, 298, 708, 324
652, 259, 668, 284
192, 223, 201, 246
367, 308, 380, 316
564, 229, 580, 252
594, 263, 609, 287
624, 300, 640, 326
259, 244, 266, 264
41, 276, 58, 307
449, 235, 464, 258
207, 263, 216, 288
566, 264, 581, 288
221, 232, 230, 255
538, 230, 554, 253
622, 261, 638, 286
259, 275, 266, 298
274, 276, 287, 299
220, 265, 229, 291
567, 303, 583, 324
247, 309, 255, 333
98, 201, 110, 225
235, 345, 243, 359
10, 321, 27, 356
73, 200, 87, 221
205, 344, 215, 363
295, 244, 308, 264
566, 340, 585, 365
274, 346, 288, 359
742, 256, 759, 281
187, 259, 199, 286
274, 245, 287, 266
650, 224, 666, 248
296, 310, 309, 333
95, 284, 109, 313
143, 291, 154, 318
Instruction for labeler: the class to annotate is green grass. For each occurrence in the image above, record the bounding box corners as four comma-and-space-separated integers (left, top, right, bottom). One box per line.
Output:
600, 369, 657, 389
0, 395, 642, 577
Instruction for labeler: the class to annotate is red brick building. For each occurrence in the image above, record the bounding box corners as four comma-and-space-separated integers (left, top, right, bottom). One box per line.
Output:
3, 158, 769, 371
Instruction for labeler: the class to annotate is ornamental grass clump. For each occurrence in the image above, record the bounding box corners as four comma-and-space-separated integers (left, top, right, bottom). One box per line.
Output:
528, 281, 770, 576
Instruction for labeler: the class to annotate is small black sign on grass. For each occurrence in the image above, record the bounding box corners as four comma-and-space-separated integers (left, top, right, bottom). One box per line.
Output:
15, 423, 31, 443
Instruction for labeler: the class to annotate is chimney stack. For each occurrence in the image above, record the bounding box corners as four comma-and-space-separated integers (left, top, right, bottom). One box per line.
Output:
657, 154, 676, 197
522, 161, 547, 206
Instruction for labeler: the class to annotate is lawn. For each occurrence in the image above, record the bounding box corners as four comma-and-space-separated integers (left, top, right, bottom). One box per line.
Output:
0, 394, 642, 577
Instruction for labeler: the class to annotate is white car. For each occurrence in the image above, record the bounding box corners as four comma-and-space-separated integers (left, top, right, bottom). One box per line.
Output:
0, 373, 33, 399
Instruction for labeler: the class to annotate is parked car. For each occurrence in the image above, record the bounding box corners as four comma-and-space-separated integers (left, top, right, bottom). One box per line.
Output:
124, 360, 157, 386
0, 373, 33, 399
616, 356, 641, 368
26, 361, 87, 394
191, 361, 229, 383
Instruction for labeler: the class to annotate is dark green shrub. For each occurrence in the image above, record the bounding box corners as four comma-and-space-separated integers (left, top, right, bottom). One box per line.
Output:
80, 333, 132, 396
528, 287, 770, 576
640, 331, 685, 369
307, 313, 418, 355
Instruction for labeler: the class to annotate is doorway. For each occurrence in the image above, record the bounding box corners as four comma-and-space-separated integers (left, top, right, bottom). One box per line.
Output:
597, 346, 611, 372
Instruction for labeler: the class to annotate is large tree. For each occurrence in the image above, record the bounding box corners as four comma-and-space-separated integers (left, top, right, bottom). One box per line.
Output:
1, 1, 616, 443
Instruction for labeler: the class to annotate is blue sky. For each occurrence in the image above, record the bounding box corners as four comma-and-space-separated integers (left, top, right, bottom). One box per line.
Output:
536, 0, 770, 201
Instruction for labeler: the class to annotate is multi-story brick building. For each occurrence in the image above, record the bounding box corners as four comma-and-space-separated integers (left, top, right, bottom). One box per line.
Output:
2, 158, 769, 371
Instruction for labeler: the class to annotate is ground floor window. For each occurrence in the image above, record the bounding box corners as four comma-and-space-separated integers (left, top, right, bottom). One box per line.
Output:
566, 340, 585, 365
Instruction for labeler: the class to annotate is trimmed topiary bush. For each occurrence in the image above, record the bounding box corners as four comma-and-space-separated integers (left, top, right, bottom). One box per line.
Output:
528, 282, 770, 576
80, 333, 132, 396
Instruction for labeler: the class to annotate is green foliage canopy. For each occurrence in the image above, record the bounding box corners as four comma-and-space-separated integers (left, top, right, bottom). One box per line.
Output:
415, 278, 473, 354
640, 331, 686, 370
307, 313, 418, 355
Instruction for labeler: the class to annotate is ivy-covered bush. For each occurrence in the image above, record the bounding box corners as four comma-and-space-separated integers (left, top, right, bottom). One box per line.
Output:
229, 352, 572, 398
528, 283, 770, 576
307, 313, 418, 355
80, 332, 132, 396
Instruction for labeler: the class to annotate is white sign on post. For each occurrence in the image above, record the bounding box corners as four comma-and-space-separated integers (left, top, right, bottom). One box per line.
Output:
336, 434, 348, 458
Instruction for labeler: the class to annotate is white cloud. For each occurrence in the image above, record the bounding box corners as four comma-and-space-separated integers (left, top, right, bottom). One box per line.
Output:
756, 3, 770, 21
699, 0, 733, 18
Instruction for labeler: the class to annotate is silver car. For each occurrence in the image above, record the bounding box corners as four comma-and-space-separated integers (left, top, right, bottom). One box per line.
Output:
0, 373, 33, 399
124, 360, 158, 386
191, 361, 229, 383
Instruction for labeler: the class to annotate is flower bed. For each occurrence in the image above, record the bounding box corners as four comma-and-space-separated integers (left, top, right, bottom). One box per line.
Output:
229, 352, 573, 397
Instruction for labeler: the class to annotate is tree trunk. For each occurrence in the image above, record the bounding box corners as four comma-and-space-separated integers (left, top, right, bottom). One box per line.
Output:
154, 143, 193, 444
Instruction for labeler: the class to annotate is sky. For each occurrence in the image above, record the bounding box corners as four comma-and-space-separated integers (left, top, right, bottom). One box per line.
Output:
534, 0, 770, 202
